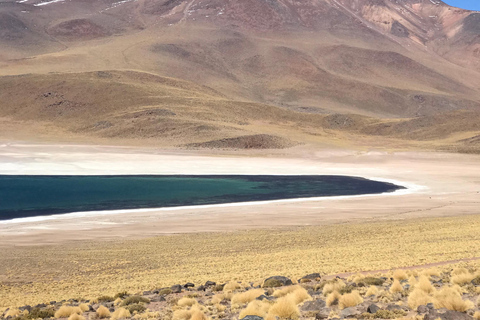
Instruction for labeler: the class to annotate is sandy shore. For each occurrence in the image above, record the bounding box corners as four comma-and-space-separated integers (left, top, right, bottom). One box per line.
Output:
0, 142, 479, 246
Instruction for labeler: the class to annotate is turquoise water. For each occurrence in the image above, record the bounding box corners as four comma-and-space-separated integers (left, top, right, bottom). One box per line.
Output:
0, 175, 403, 221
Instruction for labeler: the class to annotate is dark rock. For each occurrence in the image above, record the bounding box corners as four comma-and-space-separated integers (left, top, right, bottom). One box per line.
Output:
418, 305, 429, 314
299, 273, 322, 283
367, 304, 380, 314
104, 302, 114, 308
427, 303, 435, 310
205, 292, 214, 297
49, 301, 56, 305
109, 308, 115, 312
171, 284, 183, 293
89, 305, 95, 312
19, 306, 31, 312
340, 307, 360, 318
424, 310, 474, 320
205, 281, 216, 287
256, 295, 276, 301
301, 299, 327, 311
184, 283, 195, 288
240, 316, 264, 320
197, 285, 206, 291
34, 304, 47, 309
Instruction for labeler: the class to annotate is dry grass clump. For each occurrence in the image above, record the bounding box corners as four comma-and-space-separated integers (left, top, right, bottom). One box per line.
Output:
177, 297, 198, 308
339, 290, 363, 309
390, 279, 403, 294
111, 307, 131, 320
238, 300, 271, 319
121, 296, 149, 306
433, 287, 474, 311
359, 277, 385, 286
451, 273, 474, 286
133, 311, 160, 320
210, 294, 224, 305
393, 270, 408, 281
408, 276, 417, 287
408, 288, 434, 309
452, 268, 469, 275
173, 305, 207, 320
68, 314, 85, 320
96, 305, 111, 319
231, 289, 264, 305
473, 311, 480, 320
5, 309, 21, 317
79, 304, 89, 312
326, 291, 341, 307
365, 286, 379, 297
268, 296, 300, 320
422, 268, 441, 278
54, 306, 83, 318
223, 282, 241, 292
323, 279, 346, 295
416, 275, 435, 294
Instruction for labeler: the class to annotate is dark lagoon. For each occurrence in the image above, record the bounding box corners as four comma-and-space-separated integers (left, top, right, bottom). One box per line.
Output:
0, 175, 403, 221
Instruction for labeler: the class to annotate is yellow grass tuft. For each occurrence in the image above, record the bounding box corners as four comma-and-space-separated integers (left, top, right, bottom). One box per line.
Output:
172, 309, 190, 320
416, 275, 435, 294
132, 311, 160, 320
290, 286, 312, 305
452, 268, 469, 276
473, 311, 480, 320
79, 304, 89, 313
365, 286, 379, 297
393, 270, 408, 281
390, 279, 404, 293
96, 305, 111, 319
68, 314, 85, 320
326, 290, 341, 307
408, 288, 434, 309
273, 286, 299, 298
422, 268, 441, 278
111, 307, 131, 320
55, 306, 83, 318
433, 287, 474, 312
210, 294, 224, 305
189, 305, 208, 320
339, 290, 363, 309
238, 300, 272, 319
231, 289, 265, 305
214, 304, 226, 312
223, 282, 241, 292
114, 298, 122, 306
268, 296, 300, 320
451, 273, 474, 286
408, 276, 418, 287
323, 280, 346, 295
177, 297, 197, 308
5, 309, 20, 318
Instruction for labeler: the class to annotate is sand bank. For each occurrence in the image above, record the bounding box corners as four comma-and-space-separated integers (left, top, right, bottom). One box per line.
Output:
0, 142, 479, 246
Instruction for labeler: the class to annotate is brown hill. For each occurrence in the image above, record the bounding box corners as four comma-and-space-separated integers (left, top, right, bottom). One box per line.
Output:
0, 0, 480, 152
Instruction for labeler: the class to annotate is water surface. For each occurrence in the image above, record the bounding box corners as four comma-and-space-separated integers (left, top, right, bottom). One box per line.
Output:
0, 175, 403, 221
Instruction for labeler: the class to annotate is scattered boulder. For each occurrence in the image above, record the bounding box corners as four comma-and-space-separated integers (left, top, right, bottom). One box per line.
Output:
425, 310, 474, 320
316, 309, 330, 319
170, 284, 183, 293
149, 296, 166, 303
240, 316, 264, 320
263, 276, 292, 288
427, 303, 435, 310
184, 283, 195, 288
418, 305, 429, 314
205, 281, 216, 287
367, 304, 380, 314
299, 273, 322, 283
197, 285, 206, 291
301, 299, 327, 311
340, 307, 361, 318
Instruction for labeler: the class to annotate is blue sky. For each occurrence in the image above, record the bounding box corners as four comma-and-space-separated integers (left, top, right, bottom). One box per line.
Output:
443, 0, 480, 11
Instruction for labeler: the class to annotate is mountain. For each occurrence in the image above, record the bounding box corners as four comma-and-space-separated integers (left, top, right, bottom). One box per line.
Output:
0, 0, 479, 152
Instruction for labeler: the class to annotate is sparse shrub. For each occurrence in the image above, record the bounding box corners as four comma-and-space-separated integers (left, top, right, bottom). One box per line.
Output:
97, 296, 115, 303
96, 306, 111, 319
451, 273, 474, 286
110, 308, 131, 320
366, 286, 379, 297
5, 309, 21, 318
29, 307, 55, 319
232, 289, 265, 305
339, 285, 355, 295
268, 296, 300, 320
390, 279, 403, 294
416, 275, 434, 294
215, 304, 226, 312
114, 292, 129, 299
238, 300, 271, 319
125, 304, 146, 314
273, 286, 298, 298
121, 296, 150, 306
263, 279, 283, 288
326, 290, 341, 307
359, 277, 385, 286
158, 289, 172, 296
408, 288, 434, 309
393, 270, 408, 281
54, 306, 82, 318
67, 314, 85, 320
471, 276, 480, 285
374, 309, 407, 319
433, 287, 474, 311
339, 290, 363, 309
213, 284, 225, 291
177, 297, 197, 307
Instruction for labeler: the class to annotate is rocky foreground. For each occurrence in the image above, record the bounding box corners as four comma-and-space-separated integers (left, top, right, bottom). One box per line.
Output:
2, 267, 480, 320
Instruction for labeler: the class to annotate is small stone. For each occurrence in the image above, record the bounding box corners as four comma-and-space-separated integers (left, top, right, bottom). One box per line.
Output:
316, 309, 331, 319
205, 281, 216, 287
418, 305, 429, 314
150, 296, 166, 302
171, 284, 183, 293
340, 307, 360, 318
367, 304, 380, 314
197, 285, 206, 291
256, 295, 275, 301
184, 283, 195, 288
240, 316, 264, 320
427, 303, 435, 310
301, 299, 326, 311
